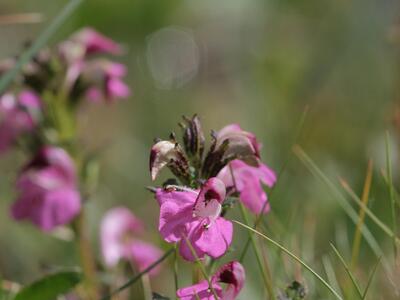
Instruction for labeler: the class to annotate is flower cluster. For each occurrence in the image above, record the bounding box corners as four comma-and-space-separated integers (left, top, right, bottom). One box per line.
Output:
149, 115, 276, 299
0, 28, 130, 231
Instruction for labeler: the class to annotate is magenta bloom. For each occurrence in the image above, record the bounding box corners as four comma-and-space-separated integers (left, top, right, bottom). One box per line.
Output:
156, 178, 233, 261
11, 147, 81, 231
217, 159, 276, 214
0, 91, 41, 153
216, 123, 276, 214
177, 261, 245, 300
100, 207, 163, 275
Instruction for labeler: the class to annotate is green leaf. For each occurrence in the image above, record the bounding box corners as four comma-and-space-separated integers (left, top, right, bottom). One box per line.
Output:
13, 271, 81, 300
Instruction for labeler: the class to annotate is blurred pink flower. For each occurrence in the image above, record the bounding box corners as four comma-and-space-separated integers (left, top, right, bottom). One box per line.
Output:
156, 178, 233, 261
177, 261, 245, 300
83, 60, 130, 103
71, 27, 121, 56
60, 28, 121, 63
100, 207, 162, 275
59, 28, 129, 103
217, 159, 276, 214
0, 91, 41, 153
11, 147, 81, 231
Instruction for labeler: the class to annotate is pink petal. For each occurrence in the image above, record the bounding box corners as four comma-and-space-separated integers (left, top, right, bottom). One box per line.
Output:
177, 280, 222, 300
11, 147, 81, 231
239, 178, 270, 214
159, 199, 194, 243
104, 62, 127, 77
106, 77, 130, 100
258, 162, 277, 187
193, 178, 225, 221
127, 240, 163, 276
12, 188, 81, 231
194, 218, 233, 259
18, 90, 41, 108
214, 261, 245, 299
178, 222, 206, 261
155, 188, 198, 206
101, 207, 144, 267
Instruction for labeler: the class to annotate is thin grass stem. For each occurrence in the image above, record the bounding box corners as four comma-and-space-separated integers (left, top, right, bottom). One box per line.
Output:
234, 220, 343, 300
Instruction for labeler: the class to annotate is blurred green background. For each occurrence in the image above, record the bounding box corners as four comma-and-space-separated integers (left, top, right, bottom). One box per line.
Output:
1, 0, 400, 299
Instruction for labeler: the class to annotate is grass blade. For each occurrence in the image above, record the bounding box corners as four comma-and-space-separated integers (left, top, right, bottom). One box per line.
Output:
330, 243, 363, 299
100, 248, 174, 300
0, 0, 84, 94
293, 145, 386, 259
322, 255, 343, 298
351, 160, 373, 270
385, 132, 397, 259
339, 179, 400, 246
234, 220, 343, 300
361, 257, 381, 300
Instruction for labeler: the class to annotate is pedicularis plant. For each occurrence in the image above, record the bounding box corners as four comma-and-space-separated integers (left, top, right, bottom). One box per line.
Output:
0, 26, 279, 299
2, 23, 397, 300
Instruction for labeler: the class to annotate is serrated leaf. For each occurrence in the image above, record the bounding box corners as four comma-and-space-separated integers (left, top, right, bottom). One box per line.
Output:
14, 271, 81, 300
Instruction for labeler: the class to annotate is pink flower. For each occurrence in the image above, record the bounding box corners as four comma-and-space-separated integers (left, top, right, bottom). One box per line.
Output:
0, 91, 41, 153
218, 159, 276, 214
177, 261, 245, 300
11, 147, 81, 231
215, 124, 261, 159
100, 207, 163, 275
156, 178, 233, 261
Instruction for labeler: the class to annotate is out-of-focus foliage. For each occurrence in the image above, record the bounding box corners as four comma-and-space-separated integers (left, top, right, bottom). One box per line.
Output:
1, 0, 400, 299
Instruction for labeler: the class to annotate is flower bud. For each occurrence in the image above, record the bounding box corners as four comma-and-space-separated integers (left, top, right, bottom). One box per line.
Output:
202, 124, 260, 178
179, 114, 205, 167
149, 139, 190, 183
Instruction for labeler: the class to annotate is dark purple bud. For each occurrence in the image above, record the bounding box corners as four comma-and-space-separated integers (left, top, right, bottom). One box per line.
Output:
180, 115, 205, 168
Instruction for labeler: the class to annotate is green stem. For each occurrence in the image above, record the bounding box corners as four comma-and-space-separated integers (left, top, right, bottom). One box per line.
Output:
101, 248, 174, 300
238, 202, 276, 299
385, 132, 398, 260
141, 274, 152, 300
183, 236, 219, 300
173, 245, 179, 292
75, 211, 99, 299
